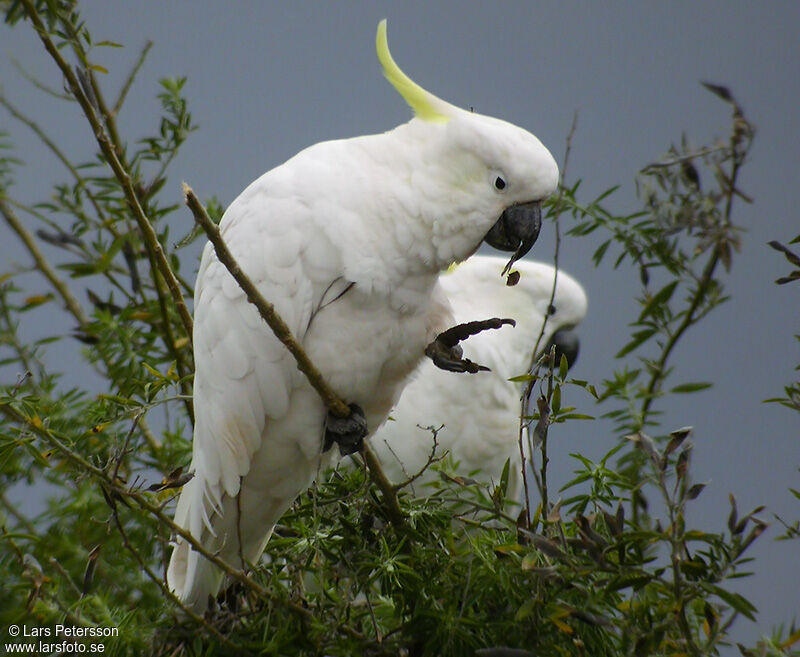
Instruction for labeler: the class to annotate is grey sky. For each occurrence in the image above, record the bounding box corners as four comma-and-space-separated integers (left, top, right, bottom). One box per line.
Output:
1, 1, 798, 647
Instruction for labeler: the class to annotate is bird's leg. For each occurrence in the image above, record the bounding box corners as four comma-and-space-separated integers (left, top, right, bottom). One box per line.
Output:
425, 317, 516, 374
324, 403, 368, 456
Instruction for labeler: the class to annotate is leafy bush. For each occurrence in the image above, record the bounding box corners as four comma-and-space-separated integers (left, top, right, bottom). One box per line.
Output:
0, 3, 797, 656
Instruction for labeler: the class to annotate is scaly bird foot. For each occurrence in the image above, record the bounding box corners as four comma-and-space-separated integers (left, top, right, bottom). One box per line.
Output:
425, 317, 516, 374
323, 403, 368, 456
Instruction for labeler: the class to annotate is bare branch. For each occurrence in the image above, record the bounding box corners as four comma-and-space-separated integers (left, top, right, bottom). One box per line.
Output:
183, 183, 349, 419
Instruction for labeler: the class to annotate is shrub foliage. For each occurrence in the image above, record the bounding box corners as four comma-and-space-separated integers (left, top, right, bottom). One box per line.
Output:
0, 3, 797, 656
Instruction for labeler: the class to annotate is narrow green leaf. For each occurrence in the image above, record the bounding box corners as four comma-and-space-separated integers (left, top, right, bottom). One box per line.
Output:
616, 328, 657, 358
638, 280, 679, 322
670, 382, 713, 393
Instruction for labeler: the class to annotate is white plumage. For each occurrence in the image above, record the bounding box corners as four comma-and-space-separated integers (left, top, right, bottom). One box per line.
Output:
369, 255, 587, 502
168, 21, 560, 610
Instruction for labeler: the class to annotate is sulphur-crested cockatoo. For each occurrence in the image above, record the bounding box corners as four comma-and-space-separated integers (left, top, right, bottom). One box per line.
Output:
168, 21, 559, 610
369, 255, 587, 503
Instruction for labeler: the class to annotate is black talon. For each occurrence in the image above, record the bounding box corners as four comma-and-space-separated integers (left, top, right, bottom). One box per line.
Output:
323, 403, 368, 456
425, 317, 516, 374
425, 339, 489, 373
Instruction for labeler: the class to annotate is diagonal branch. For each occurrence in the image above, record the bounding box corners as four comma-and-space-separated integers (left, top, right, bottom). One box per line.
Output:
184, 183, 404, 524
0, 198, 90, 327
20, 0, 194, 343
183, 184, 349, 419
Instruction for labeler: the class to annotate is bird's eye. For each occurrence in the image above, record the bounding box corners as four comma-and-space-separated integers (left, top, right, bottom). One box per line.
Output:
494, 176, 507, 191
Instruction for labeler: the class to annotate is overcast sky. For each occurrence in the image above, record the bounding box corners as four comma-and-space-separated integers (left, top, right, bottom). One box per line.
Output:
2, 1, 798, 647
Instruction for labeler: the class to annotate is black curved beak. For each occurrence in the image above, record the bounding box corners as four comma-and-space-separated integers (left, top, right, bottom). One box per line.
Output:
544, 329, 580, 369
484, 200, 543, 273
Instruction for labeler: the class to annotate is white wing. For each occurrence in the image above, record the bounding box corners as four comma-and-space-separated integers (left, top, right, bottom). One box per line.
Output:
168, 180, 342, 608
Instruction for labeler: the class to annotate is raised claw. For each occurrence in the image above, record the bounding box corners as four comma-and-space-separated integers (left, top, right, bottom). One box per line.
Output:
425, 317, 516, 374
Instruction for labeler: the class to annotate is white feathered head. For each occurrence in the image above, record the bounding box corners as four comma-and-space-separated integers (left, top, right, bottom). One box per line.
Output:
377, 20, 560, 272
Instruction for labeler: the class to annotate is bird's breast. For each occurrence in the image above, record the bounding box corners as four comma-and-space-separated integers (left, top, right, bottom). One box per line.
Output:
302, 284, 435, 435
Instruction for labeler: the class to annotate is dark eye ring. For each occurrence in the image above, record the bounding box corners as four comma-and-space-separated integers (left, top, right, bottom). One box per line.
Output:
494, 176, 506, 191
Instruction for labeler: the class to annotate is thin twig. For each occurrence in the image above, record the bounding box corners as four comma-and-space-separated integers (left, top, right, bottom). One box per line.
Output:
9, 56, 72, 100
0, 491, 37, 534
389, 424, 446, 493
113, 40, 153, 115
518, 111, 578, 525
20, 0, 194, 343
108, 500, 251, 654
0, 198, 90, 327
0, 391, 368, 643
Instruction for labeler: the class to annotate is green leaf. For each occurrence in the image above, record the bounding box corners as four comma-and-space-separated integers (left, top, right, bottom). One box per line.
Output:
552, 385, 561, 414
592, 238, 613, 266
638, 280, 679, 322
670, 382, 713, 393
616, 328, 657, 358
557, 413, 595, 421
558, 353, 569, 379
702, 583, 758, 621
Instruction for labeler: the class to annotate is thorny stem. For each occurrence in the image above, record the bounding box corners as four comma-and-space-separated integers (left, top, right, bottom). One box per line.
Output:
185, 185, 406, 527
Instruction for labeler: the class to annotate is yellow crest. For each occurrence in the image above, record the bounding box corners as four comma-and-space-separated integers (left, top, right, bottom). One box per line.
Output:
376, 20, 450, 124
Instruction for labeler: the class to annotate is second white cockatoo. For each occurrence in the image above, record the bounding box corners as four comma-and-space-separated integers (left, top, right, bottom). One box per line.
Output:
168, 21, 560, 610
369, 255, 587, 503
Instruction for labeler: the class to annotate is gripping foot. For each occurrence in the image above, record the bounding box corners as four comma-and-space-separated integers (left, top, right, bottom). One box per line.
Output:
323, 403, 368, 456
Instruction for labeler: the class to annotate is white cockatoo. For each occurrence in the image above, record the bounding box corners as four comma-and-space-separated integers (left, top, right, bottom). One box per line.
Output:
368, 255, 587, 503
168, 21, 560, 610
